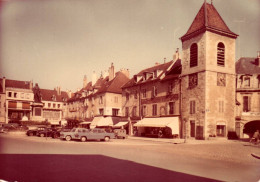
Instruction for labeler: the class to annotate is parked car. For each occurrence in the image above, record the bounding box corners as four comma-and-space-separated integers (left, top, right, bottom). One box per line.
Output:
26, 127, 46, 136
51, 128, 71, 138
37, 128, 58, 137
0, 123, 28, 132
60, 128, 116, 142
114, 129, 127, 139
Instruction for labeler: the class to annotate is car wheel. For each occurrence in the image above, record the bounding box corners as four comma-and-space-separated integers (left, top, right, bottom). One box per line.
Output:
40, 133, 45, 137
104, 136, 110, 142
81, 137, 87, 142
65, 135, 72, 141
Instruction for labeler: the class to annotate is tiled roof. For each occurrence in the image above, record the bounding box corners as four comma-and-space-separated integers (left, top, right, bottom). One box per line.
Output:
181, 3, 237, 41
97, 72, 130, 94
5, 79, 31, 89
236, 57, 260, 74
122, 61, 174, 88
40, 88, 69, 102
162, 59, 182, 81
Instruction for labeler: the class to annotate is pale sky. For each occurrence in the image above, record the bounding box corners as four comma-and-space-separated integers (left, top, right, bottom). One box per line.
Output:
0, 0, 259, 91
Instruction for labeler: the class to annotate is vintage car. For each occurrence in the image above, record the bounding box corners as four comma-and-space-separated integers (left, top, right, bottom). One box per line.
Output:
51, 128, 71, 138
37, 128, 59, 137
26, 127, 47, 136
114, 129, 127, 139
60, 128, 115, 142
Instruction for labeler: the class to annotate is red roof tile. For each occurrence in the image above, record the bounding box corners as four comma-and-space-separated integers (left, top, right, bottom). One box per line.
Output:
4, 79, 31, 89
181, 3, 238, 41
97, 72, 130, 94
40, 88, 69, 102
122, 61, 174, 88
236, 57, 260, 74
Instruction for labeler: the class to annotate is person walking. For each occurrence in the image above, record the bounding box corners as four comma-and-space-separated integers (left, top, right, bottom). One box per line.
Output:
250, 130, 259, 144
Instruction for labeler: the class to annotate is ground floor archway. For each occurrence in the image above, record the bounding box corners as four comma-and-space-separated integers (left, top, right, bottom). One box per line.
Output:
243, 120, 260, 138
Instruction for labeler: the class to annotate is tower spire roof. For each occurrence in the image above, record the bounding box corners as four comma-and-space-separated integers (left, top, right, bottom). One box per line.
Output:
180, 2, 238, 41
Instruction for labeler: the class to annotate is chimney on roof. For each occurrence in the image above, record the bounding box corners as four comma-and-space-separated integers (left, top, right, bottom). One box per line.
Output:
120, 68, 130, 78
92, 71, 97, 85
109, 62, 115, 81
173, 48, 180, 62
29, 80, 33, 90
83, 75, 87, 88
256, 51, 260, 67
164, 58, 166, 63
2, 77, 6, 93
67, 90, 72, 98
56, 86, 61, 95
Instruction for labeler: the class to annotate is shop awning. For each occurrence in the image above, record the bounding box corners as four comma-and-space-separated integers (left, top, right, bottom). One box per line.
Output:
90, 117, 114, 129
113, 122, 128, 128
80, 121, 92, 125
134, 117, 179, 135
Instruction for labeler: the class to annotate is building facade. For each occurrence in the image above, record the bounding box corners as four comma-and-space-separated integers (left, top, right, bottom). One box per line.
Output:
235, 53, 260, 138
0, 77, 70, 124
180, 2, 238, 139
122, 56, 182, 137
0, 78, 34, 123
66, 63, 130, 123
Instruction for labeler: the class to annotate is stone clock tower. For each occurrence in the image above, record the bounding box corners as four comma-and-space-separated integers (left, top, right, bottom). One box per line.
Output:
180, 2, 238, 139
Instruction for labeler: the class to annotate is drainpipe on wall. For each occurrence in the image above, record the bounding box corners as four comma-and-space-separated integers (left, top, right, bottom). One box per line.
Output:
179, 75, 185, 142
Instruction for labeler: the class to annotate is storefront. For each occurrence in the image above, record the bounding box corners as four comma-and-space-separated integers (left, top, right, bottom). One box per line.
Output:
8, 101, 31, 122
134, 117, 180, 138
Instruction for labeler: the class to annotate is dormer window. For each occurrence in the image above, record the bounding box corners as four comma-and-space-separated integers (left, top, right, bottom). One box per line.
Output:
154, 70, 163, 78
190, 43, 198, 67
52, 95, 56, 101
154, 71, 157, 78
217, 42, 225, 66
134, 75, 143, 83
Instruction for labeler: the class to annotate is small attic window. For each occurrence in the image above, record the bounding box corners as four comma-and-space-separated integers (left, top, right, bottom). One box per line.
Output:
154, 70, 163, 78
144, 72, 153, 81
134, 75, 143, 83
52, 95, 56, 101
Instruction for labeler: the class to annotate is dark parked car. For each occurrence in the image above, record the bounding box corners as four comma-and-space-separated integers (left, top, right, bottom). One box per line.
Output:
26, 127, 46, 136
51, 128, 71, 138
1, 123, 28, 132
37, 128, 58, 137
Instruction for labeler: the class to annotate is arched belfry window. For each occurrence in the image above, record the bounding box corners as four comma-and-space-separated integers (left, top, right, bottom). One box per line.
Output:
190, 43, 198, 67
217, 42, 225, 66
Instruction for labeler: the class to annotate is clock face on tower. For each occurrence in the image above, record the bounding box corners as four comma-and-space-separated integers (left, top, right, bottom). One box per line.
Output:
217, 73, 226, 86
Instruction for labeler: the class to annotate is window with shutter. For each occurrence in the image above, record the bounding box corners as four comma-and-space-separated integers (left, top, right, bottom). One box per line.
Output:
190, 43, 198, 67
217, 42, 225, 66
243, 96, 251, 112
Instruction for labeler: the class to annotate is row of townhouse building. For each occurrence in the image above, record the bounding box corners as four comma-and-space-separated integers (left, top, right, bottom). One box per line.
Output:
1, 2, 259, 139
65, 2, 260, 139
0, 78, 70, 125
